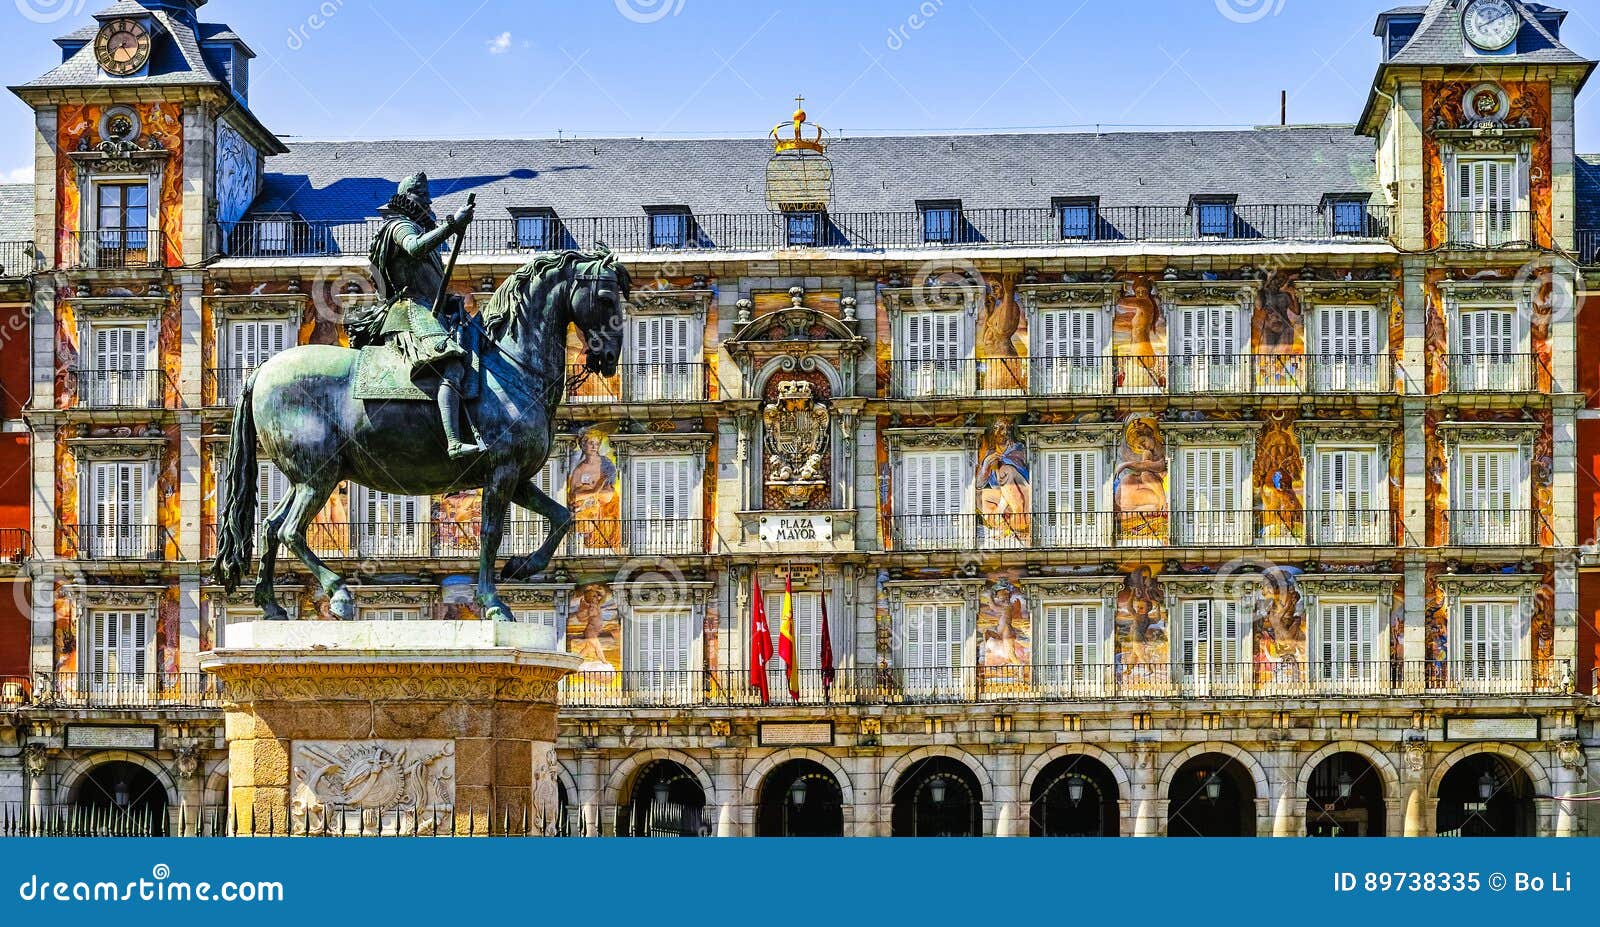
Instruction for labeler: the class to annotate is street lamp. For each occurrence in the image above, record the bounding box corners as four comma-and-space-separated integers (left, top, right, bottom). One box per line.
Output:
1204, 772, 1223, 802
1066, 775, 1085, 807
1336, 771, 1354, 802
653, 779, 670, 807
789, 778, 808, 807
928, 775, 947, 806
113, 780, 130, 810
1477, 770, 1497, 802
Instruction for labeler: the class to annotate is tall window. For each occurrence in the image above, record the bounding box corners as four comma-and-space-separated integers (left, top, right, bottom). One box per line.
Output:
1193, 200, 1234, 238
900, 450, 967, 550
1177, 598, 1248, 690
1035, 308, 1105, 394
511, 606, 566, 646
505, 458, 563, 553
1312, 306, 1379, 392
1176, 446, 1244, 545
647, 209, 691, 249
96, 182, 149, 253
919, 201, 961, 244
901, 601, 969, 696
1454, 448, 1522, 544
629, 315, 699, 402
1453, 308, 1521, 391
1037, 448, 1106, 547
764, 590, 822, 698
1455, 599, 1521, 683
361, 607, 424, 622
627, 606, 695, 697
629, 455, 698, 554
255, 460, 290, 524
1170, 305, 1243, 393
88, 460, 151, 558
354, 487, 427, 558
86, 609, 149, 689
85, 322, 152, 407
899, 310, 965, 397
1037, 602, 1105, 694
1313, 600, 1379, 690
224, 319, 291, 403
1311, 447, 1383, 544
1454, 158, 1517, 246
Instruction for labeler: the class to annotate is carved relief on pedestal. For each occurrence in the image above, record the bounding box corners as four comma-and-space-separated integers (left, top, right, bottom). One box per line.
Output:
762, 378, 832, 509
531, 743, 562, 837
291, 739, 456, 834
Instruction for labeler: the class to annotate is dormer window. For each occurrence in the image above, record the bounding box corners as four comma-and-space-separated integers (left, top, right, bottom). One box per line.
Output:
918, 200, 962, 244
1322, 195, 1372, 237
512, 208, 558, 250
646, 206, 693, 249
784, 210, 821, 247
1053, 197, 1099, 241
1190, 196, 1236, 239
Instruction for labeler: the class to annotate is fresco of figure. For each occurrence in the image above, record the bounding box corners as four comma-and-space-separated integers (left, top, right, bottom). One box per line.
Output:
1115, 417, 1168, 543
568, 431, 620, 551
1115, 566, 1168, 674
979, 579, 1030, 668
567, 584, 619, 675
1115, 280, 1165, 391
978, 419, 1031, 540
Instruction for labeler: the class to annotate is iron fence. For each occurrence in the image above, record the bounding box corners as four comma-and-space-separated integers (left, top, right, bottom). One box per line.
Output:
1577, 228, 1600, 264
204, 367, 254, 407
202, 518, 709, 560
0, 240, 34, 277
62, 524, 170, 561
62, 230, 166, 269
1442, 353, 1539, 393
1443, 210, 1534, 249
1443, 509, 1538, 547
0, 528, 30, 562
68, 368, 168, 409
564, 362, 711, 404
35, 672, 225, 708
214, 204, 1393, 259
0, 802, 575, 837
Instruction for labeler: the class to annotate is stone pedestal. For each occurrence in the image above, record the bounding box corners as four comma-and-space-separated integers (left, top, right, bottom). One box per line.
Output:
201, 621, 580, 836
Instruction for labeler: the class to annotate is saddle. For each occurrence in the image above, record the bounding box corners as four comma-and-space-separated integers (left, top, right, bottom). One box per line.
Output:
352, 323, 483, 402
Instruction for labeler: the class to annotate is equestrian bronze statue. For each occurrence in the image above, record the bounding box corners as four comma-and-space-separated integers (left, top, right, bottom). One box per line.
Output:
212, 173, 630, 622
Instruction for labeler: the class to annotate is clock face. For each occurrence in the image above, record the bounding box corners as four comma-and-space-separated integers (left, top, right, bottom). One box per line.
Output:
1463, 0, 1519, 51
95, 18, 152, 77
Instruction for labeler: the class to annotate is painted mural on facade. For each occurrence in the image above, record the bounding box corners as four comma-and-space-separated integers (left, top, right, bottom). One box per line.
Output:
1114, 417, 1167, 543
977, 418, 1030, 544
1115, 565, 1168, 674
568, 583, 620, 677
1421, 80, 1553, 250
55, 102, 186, 266
978, 572, 1029, 682
567, 428, 620, 552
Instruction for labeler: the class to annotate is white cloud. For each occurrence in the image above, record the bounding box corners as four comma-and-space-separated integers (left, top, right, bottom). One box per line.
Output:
0, 166, 33, 185
486, 32, 512, 54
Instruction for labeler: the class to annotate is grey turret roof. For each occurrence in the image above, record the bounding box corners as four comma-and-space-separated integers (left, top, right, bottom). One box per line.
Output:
1385, 0, 1591, 66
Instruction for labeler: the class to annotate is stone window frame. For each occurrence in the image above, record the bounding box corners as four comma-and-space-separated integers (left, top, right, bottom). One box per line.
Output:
1434, 573, 1538, 666
72, 298, 163, 377
1162, 421, 1263, 535
1436, 421, 1538, 523
1157, 574, 1257, 677
1016, 281, 1121, 367
1295, 280, 1398, 380
1295, 574, 1401, 672
608, 432, 714, 529
1017, 576, 1122, 672
202, 585, 300, 647
882, 577, 987, 674
68, 436, 164, 539
880, 284, 984, 367
65, 585, 161, 680
1437, 279, 1534, 365
622, 289, 712, 399
1017, 423, 1123, 536
1295, 420, 1399, 539
884, 426, 981, 524
350, 585, 438, 621
497, 584, 575, 648
615, 580, 716, 677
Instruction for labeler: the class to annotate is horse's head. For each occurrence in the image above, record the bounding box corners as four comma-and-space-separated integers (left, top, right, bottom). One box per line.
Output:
570, 248, 629, 377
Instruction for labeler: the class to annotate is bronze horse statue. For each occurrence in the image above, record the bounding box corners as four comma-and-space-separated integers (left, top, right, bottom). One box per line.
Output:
212, 249, 630, 621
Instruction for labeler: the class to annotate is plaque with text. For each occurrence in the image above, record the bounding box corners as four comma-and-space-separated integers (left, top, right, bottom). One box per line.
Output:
759, 514, 833, 544
759, 721, 834, 747
1443, 716, 1540, 742
66, 725, 158, 750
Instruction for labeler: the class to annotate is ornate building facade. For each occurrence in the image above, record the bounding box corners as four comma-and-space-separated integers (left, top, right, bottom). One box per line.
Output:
2, 0, 1598, 837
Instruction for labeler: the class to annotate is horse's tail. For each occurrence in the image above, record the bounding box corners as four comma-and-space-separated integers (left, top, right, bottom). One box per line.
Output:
213, 374, 259, 593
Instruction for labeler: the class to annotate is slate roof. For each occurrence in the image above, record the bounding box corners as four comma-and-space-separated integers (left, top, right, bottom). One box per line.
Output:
1385, 0, 1591, 67
251, 126, 1382, 225
0, 185, 30, 242
1576, 156, 1600, 231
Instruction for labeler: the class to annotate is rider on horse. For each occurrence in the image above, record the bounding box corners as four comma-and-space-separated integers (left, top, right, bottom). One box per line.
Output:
351, 172, 484, 459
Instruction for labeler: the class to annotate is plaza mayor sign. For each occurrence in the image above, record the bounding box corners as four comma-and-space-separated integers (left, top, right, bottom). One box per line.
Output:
759, 513, 833, 544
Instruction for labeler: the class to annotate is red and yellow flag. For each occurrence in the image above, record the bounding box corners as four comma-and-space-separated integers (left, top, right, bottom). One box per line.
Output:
749, 579, 772, 704
777, 571, 799, 700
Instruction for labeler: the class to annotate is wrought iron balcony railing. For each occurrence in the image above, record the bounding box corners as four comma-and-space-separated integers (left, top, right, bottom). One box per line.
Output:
202, 518, 710, 560
0, 529, 30, 563
557, 659, 1571, 708
890, 353, 1393, 400
214, 204, 1393, 259
1442, 353, 1538, 393
898, 510, 1396, 551
204, 367, 255, 407
1443, 210, 1534, 249
0, 240, 34, 278
1444, 509, 1538, 547
63, 524, 169, 561
69, 368, 167, 409
564, 362, 711, 404
1577, 228, 1600, 265
63, 230, 166, 269
33, 672, 225, 708
0, 676, 27, 706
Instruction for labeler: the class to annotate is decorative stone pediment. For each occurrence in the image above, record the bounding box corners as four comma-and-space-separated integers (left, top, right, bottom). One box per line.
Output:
68, 137, 170, 179
349, 585, 437, 609
1435, 573, 1538, 598
1018, 423, 1124, 447
609, 431, 713, 456
629, 288, 712, 318
71, 296, 167, 320
64, 585, 160, 611
1295, 279, 1398, 307
1436, 420, 1539, 448
1153, 280, 1256, 310
730, 289, 861, 345
497, 584, 574, 608
613, 581, 715, 609
879, 285, 986, 315
1158, 575, 1250, 598
884, 577, 987, 610
884, 426, 979, 453
1295, 419, 1399, 444
1438, 278, 1527, 308
1017, 575, 1123, 600
1162, 421, 1264, 446
207, 293, 309, 320
67, 436, 166, 461
1296, 573, 1401, 601
1016, 281, 1124, 309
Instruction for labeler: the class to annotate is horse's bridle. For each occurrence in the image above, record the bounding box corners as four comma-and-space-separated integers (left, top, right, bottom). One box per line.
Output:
465, 260, 622, 408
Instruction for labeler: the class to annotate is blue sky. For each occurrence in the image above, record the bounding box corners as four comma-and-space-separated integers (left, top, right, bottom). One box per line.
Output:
4, 0, 1600, 183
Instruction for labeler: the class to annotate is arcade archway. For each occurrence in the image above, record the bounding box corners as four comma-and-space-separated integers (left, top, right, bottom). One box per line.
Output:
625, 760, 707, 837
1166, 753, 1257, 837
890, 756, 983, 837
1305, 752, 1386, 837
1029, 754, 1120, 836
756, 759, 844, 836
1436, 754, 1537, 837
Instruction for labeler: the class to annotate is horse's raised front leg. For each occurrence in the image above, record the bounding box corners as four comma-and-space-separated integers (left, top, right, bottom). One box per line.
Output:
276, 480, 353, 620
501, 480, 573, 582
253, 490, 296, 621
477, 473, 518, 622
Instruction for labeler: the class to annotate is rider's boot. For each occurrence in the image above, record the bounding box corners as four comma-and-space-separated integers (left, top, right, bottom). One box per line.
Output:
438, 361, 484, 459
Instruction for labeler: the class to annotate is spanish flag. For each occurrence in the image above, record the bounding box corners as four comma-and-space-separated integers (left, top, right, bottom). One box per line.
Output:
777, 572, 800, 700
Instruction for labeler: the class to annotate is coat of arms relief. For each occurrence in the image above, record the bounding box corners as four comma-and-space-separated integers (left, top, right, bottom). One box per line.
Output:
762, 379, 832, 509
291, 739, 456, 834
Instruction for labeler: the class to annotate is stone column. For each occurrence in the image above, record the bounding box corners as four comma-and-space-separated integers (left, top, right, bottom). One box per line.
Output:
991, 746, 1024, 836
1129, 742, 1161, 836
203, 620, 577, 836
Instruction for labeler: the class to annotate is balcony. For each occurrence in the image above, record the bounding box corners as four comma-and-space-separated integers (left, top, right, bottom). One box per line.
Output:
894, 510, 1395, 552
1444, 509, 1538, 547
1, 676, 26, 706
1577, 228, 1600, 265
205, 367, 253, 407
32, 673, 225, 709
1443, 210, 1534, 249
214, 204, 1393, 260
63, 230, 166, 269
0, 529, 30, 563
891, 354, 1392, 400
565, 363, 710, 404
1442, 353, 1538, 394
202, 518, 709, 560
0, 240, 34, 278
69, 368, 167, 409
557, 659, 1570, 708
63, 525, 169, 561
